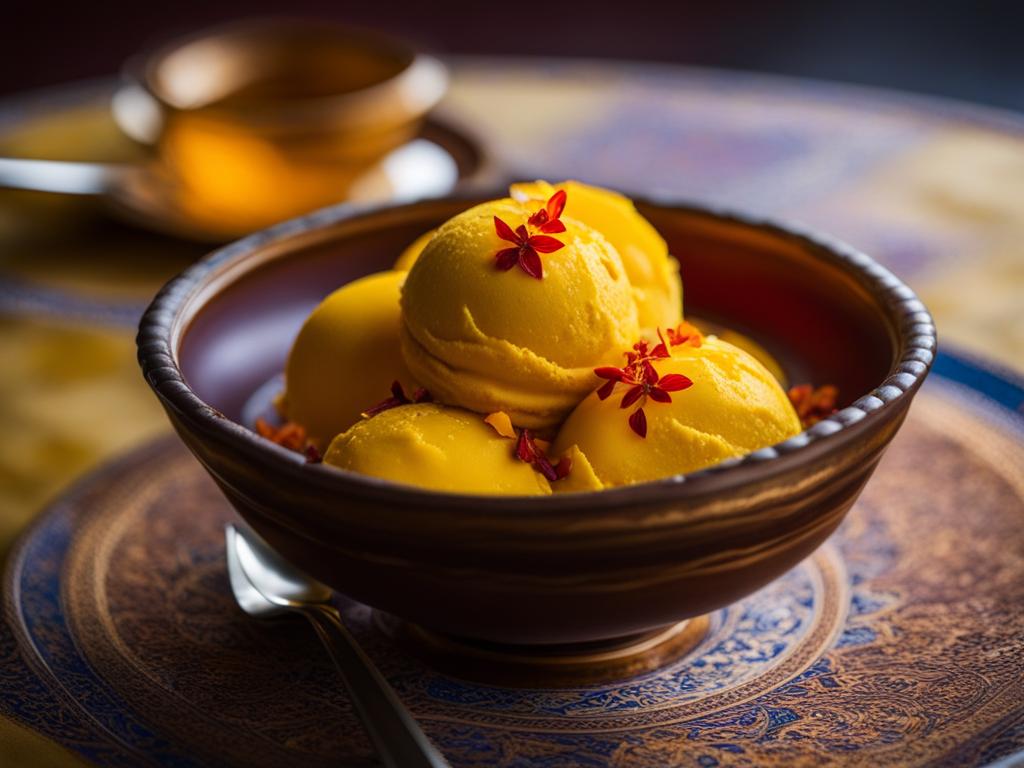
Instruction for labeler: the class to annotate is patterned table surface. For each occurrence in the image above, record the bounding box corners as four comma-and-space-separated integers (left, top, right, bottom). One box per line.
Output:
1, 58, 1023, 767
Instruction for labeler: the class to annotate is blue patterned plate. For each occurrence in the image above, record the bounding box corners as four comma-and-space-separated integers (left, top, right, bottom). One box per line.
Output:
2, 347, 1023, 767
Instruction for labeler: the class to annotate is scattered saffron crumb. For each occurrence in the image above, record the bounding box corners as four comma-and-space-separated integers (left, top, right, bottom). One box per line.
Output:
788, 384, 839, 427
484, 411, 517, 439
255, 417, 308, 452
256, 417, 321, 462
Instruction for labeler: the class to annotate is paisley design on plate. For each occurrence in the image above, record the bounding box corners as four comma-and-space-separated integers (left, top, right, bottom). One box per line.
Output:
3, 371, 1024, 767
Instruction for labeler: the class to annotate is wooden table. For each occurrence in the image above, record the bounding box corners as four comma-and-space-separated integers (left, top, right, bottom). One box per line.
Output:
1, 58, 1022, 767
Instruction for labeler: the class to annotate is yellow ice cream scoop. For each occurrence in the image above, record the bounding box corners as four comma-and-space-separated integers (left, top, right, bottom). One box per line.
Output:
552, 337, 801, 488
394, 229, 435, 271
283, 270, 415, 446
400, 196, 640, 430
323, 403, 552, 495
511, 180, 682, 330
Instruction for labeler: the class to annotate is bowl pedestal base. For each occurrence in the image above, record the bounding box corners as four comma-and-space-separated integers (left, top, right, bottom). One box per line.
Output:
373, 612, 710, 687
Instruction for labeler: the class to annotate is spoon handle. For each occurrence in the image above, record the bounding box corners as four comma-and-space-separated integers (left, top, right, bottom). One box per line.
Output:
303, 604, 450, 768
0, 157, 128, 195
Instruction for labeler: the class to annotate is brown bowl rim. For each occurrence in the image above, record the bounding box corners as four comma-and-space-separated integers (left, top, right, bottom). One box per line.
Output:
137, 192, 936, 513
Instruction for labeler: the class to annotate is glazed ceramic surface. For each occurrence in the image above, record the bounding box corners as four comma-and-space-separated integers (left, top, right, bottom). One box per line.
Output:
138, 195, 935, 645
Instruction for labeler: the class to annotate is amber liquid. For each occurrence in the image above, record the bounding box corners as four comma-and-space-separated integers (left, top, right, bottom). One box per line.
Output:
153, 31, 417, 238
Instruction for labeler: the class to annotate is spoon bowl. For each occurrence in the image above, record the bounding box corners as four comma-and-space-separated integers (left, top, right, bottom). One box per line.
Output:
226, 523, 333, 612
225, 523, 450, 768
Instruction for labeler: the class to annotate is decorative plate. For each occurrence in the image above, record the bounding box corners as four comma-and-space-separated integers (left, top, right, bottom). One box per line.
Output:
2, 348, 1023, 767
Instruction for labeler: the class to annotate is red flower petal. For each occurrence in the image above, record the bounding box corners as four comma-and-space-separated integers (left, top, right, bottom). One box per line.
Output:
527, 235, 565, 254
628, 408, 648, 438
492, 190, 568, 282
494, 216, 519, 243
516, 431, 536, 462
620, 384, 646, 409
362, 397, 401, 417
519, 248, 544, 279
495, 248, 520, 271
538, 220, 566, 234
594, 366, 627, 381
546, 189, 567, 220
555, 456, 572, 479
641, 359, 660, 384
650, 330, 670, 359
648, 388, 672, 403
534, 455, 559, 482
513, 429, 570, 482
667, 321, 704, 348
361, 380, 410, 417
596, 379, 617, 400
657, 374, 694, 392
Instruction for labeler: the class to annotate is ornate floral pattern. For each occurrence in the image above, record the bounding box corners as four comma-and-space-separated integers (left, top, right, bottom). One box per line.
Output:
2, 371, 1024, 767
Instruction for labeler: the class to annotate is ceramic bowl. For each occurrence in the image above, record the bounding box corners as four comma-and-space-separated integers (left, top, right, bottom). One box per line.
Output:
138, 194, 936, 646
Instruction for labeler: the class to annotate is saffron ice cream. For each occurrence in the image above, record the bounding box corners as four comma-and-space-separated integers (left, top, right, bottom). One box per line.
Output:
394, 229, 435, 271
282, 270, 414, 446
510, 180, 682, 330
271, 181, 810, 494
323, 403, 552, 495
552, 336, 802, 489
399, 195, 640, 430
396, 181, 684, 332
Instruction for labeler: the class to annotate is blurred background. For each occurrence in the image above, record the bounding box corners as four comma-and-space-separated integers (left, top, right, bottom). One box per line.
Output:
2, 2, 1024, 766
4, 0, 1023, 110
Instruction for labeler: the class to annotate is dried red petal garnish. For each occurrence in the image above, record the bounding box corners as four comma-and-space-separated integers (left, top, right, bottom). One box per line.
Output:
256, 417, 321, 462
514, 428, 571, 482
666, 321, 703, 349
788, 384, 839, 428
304, 444, 323, 464
362, 380, 432, 418
527, 189, 568, 233
628, 408, 648, 438
594, 332, 695, 438
493, 191, 567, 279
255, 417, 308, 452
554, 455, 572, 479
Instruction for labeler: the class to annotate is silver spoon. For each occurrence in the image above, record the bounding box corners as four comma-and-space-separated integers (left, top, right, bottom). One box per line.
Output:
225, 524, 450, 768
